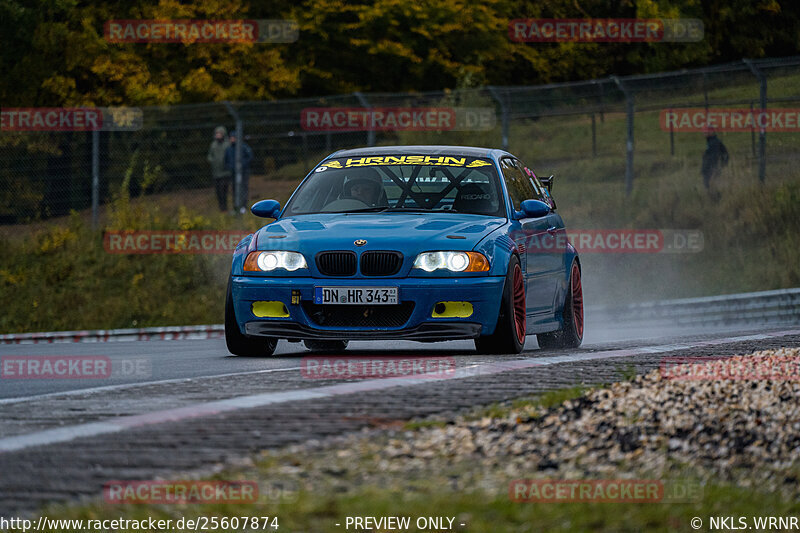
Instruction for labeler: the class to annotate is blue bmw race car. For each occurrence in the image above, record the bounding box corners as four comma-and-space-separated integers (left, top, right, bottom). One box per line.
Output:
225, 146, 583, 355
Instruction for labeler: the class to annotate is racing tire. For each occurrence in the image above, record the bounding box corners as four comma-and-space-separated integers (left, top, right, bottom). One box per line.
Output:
303, 340, 349, 353
474, 255, 526, 355
225, 281, 278, 357
536, 260, 583, 350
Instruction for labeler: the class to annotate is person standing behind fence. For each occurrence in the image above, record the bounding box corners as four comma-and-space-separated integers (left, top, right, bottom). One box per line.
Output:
224, 131, 254, 214
701, 127, 729, 195
207, 126, 232, 211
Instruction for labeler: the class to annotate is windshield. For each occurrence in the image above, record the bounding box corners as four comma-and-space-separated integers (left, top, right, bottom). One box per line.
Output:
283, 155, 506, 217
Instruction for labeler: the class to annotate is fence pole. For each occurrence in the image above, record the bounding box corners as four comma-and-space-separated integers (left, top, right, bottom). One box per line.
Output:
668, 108, 675, 156
235, 121, 243, 210
354, 92, 375, 147
594, 80, 605, 122
91, 130, 99, 229
223, 102, 244, 211
612, 76, 635, 195
750, 101, 756, 157
744, 59, 767, 183
487, 86, 509, 150
301, 132, 309, 169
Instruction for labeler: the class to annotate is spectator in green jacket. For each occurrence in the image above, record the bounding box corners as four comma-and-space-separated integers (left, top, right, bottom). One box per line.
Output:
207, 126, 231, 211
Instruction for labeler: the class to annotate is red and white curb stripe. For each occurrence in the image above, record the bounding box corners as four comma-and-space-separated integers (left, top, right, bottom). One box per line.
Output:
0, 325, 224, 344
1, 329, 798, 453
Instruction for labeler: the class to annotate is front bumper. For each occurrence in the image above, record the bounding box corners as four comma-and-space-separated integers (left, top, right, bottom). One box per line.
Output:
231, 275, 505, 340
244, 321, 482, 341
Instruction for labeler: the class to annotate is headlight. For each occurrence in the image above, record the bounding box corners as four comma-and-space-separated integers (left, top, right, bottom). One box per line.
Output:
412, 251, 490, 273
244, 251, 308, 272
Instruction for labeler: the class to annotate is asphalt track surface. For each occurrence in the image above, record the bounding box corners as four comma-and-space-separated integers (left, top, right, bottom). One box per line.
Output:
1, 319, 799, 516
0, 320, 753, 400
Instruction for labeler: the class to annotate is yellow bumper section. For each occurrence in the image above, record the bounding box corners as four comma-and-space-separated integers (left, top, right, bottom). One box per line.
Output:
251, 301, 290, 318
432, 301, 473, 318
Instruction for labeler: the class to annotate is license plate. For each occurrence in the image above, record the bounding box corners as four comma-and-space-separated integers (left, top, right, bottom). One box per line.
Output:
314, 287, 398, 305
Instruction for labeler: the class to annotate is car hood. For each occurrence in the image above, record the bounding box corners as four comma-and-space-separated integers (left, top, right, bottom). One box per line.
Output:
255, 213, 506, 255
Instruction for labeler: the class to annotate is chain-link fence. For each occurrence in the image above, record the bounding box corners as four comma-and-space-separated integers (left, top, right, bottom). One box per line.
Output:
2, 55, 799, 226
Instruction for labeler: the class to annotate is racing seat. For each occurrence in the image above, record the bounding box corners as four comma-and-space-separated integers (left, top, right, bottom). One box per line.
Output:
453, 183, 494, 214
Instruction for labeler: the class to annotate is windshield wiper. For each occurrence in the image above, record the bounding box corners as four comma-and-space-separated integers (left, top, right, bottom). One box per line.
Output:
340, 207, 429, 213
338, 206, 392, 213
337, 206, 462, 214
390, 207, 467, 213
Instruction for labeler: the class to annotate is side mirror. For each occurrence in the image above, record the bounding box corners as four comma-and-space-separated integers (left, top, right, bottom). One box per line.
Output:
539, 175, 554, 192
251, 199, 281, 218
518, 199, 551, 219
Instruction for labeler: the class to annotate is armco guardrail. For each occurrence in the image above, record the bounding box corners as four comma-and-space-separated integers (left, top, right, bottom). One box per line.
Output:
0, 325, 224, 344
2, 288, 799, 343
589, 288, 800, 327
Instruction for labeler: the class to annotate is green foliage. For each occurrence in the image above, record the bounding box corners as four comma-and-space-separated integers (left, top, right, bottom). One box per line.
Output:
532, 385, 591, 409
106, 150, 166, 230
616, 363, 638, 382
0, 0, 301, 106
286, 0, 514, 93
466, 385, 591, 421
1, 0, 798, 106
0, 164, 248, 333
403, 419, 449, 430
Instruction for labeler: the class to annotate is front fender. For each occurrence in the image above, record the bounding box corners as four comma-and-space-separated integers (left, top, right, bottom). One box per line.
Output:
230, 233, 255, 276
473, 222, 518, 277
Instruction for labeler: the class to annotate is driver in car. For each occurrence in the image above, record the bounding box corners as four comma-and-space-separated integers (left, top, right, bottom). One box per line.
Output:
343, 169, 384, 206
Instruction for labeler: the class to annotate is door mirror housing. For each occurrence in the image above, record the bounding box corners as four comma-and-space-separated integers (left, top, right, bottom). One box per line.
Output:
251, 199, 281, 218
517, 199, 551, 219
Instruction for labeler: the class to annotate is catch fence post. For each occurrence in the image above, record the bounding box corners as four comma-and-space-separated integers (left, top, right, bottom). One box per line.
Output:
223, 102, 244, 210
91, 130, 99, 229
354, 92, 375, 147
487, 86, 509, 151
744, 59, 767, 183
612, 76, 635, 195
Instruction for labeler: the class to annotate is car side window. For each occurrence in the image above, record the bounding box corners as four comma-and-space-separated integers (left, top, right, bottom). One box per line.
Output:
514, 160, 550, 204
500, 157, 537, 210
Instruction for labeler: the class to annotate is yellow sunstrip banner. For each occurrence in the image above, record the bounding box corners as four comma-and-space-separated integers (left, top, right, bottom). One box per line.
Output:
322, 156, 493, 169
